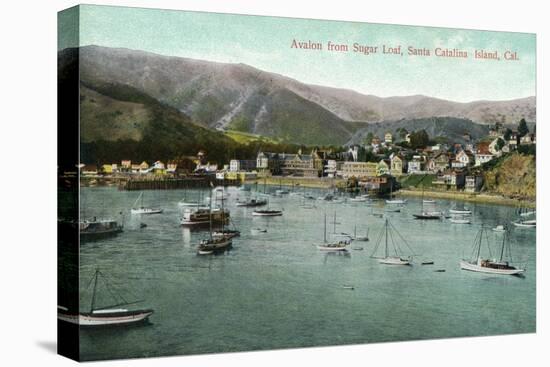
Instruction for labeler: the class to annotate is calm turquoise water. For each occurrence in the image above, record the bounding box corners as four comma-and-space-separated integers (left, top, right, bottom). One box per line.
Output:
78, 186, 536, 361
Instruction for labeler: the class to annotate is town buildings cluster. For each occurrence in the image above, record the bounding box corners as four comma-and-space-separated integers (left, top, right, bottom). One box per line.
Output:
80, 126, 535, 194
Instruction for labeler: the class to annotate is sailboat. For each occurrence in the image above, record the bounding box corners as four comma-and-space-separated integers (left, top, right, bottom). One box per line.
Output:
57, 268, 153, 326
512, 201, 536, 228
370, 218, 414, 265
413, 188, 442, 219
386, 183, 407, 204
350, 224, 369, 241
252, 196, 283, 216
385, 180, 406, 204
449, 204, 472, 215
131, 192, 163, 214
460, 227, 525, 275
212, 195, 240, 239
197, 190, 233, 255
317, 213, 350, 251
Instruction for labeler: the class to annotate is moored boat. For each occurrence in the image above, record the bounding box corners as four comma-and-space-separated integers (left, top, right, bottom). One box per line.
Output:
58, 268, 153, 326
316, 213, 350, 252
370, 218, 415, 265
131, 192, 163, 215
80, 218, 123, 241
252, 209, 283, 216
460, 227, 525, 275
181, 207, 230, 226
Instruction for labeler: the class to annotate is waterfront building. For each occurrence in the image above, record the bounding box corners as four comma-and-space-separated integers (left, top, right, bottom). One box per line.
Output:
230, 159, 257, 172
325, 159, 338, 178
340, 161, 377, 179
433, 169, 466, 190
452, 150, 473, 168
377, 159, 390, 176
465, 175, 483, 192
257, 150, 322, 177
101, 164, 113, 174
166, 162, 178, 174
407, 156, 424, 174
81, 164, 99, 176
427, 152, 450, 173
390, 155, 404, 176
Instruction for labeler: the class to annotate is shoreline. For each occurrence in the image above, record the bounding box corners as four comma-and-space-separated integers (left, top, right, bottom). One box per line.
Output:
396, 189, 535, 208
245, 176, 340, 189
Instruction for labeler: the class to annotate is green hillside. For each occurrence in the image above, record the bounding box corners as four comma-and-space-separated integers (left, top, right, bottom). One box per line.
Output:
482, 153, 536, 199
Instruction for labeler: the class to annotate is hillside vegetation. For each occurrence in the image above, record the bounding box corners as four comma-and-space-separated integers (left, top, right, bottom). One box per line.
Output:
483, 153, 536, 199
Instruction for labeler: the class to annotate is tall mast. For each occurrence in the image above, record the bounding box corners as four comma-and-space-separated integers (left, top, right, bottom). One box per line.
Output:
209, 187, 213, 240
333, 211, 337, 234
221, 190, 225, 232
90, 268, 100, 313
324, 213, 327, 243
499, 229, 506, 262
475, 229, 483, 262
385, 219, 389, 258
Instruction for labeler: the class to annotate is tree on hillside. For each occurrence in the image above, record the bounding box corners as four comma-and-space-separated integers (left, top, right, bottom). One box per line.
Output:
409, 129, 430, 149
495, 138, 505, 151
397, 127, 409, 140
518, 118, 529, 137
503, 128, 513, 141
364, 132, 374, 145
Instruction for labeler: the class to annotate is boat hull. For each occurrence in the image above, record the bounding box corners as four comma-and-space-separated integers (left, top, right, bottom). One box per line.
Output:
317, 245, 348, 251
379, 257, 411, 265
252, 211, 283, 216
512, 221, 536, 228
58, 309, 154, 326
450, 219, 471, 224
413, 214, 440, 220
449, 209, 472, 215
131, 208, 163, 215
460, 260, 525, 275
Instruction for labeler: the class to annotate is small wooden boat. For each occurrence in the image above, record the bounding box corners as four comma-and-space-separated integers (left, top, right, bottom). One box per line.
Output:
413, 212, 441, 220
386, 199, 407, 204
492, 225, 506, 232
512, 220, 535, 228
251, 228, 267, 234
236, 198, 267, 207
342, 285, 355, 290
131, 192, 163, 215
450, 217, 471, 224
212, 229, 240, 239
252, 209, 283, 216
449, 208, 472, 215
385, 207, 401, 213
349, 196, 367, 202
421, 261, 434, 265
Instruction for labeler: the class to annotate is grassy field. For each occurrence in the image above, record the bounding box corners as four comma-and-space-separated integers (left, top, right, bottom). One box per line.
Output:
398, 174, 436, 188
224, 130, 281, 145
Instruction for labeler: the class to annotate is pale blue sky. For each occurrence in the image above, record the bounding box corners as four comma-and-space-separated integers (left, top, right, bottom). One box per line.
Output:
59, 4, 536, 103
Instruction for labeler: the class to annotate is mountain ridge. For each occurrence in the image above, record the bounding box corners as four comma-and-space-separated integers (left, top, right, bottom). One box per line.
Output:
59, 45, 536, 146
